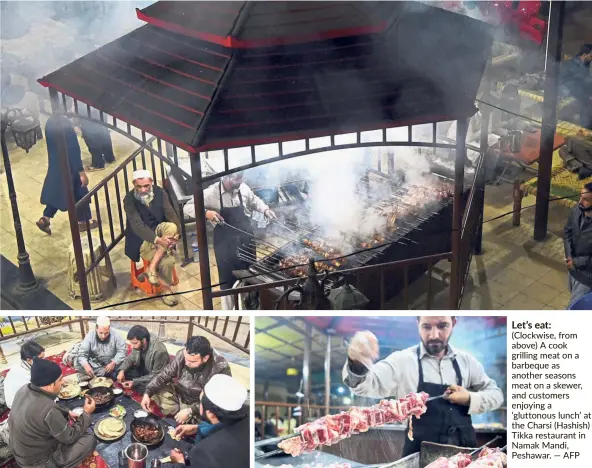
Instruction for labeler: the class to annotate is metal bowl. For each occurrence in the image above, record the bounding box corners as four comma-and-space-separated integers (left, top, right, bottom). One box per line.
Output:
130, 416, 165, 447
86, 386, 115, 408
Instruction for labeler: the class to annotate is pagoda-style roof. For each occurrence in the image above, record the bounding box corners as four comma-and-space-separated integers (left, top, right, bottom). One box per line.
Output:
39, 1, 493, 153
136, 1, 399, 48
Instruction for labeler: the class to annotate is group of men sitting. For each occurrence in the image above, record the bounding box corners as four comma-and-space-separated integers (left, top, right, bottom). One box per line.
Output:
3, 317, 249, 468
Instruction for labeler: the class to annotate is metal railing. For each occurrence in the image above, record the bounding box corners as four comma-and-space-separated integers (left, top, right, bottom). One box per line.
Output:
0, 316, 84, 342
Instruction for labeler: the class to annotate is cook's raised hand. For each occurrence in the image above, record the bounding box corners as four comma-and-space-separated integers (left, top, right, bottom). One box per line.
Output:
264, 209, 277, 220
444, 385, 471, 406
348, 330, 380, 369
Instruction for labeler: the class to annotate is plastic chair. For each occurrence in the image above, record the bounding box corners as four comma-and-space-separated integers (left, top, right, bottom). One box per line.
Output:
131, 259, 178, 296
568, 292, 592, 310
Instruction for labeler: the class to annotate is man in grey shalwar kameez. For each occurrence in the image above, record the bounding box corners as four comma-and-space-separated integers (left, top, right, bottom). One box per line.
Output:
75, 316, 127, 379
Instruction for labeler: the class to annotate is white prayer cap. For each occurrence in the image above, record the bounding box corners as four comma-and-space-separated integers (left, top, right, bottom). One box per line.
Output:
96, 316, 110, 327
204, 374, 247, 411
132, 169, 152, 181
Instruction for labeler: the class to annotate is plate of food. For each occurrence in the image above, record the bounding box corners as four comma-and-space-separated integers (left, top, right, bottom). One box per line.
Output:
89, 377, 114, 388
94, 417, 127, 442
109, 405, 127, 418
130, 416, 165, 447
113, 388, 123, 395
59, 384, 81, 400
86, 387, 115, 408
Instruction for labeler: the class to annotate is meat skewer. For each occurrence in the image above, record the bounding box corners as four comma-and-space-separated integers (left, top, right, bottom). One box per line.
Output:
276, 392, 428, 457
425, 440, 506, 468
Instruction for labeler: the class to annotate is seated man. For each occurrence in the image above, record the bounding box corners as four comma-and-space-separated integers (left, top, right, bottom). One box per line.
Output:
169, 374, 249, 468
560, 44, 592, 129
254, 410, 277, 441
9, 358, 97, 468
124, 169, 181, 307
117, 325, 170, 395
141, 336, 231, 423
4, 340, 45, 409
75, 316, 127, 380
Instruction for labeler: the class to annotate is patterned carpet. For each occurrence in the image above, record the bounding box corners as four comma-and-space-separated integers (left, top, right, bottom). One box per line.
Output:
1, 351, 166, 468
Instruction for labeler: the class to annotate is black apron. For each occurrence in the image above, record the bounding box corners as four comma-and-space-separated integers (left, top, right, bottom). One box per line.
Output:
213, 183, 254, 291
402, 346, 477, 456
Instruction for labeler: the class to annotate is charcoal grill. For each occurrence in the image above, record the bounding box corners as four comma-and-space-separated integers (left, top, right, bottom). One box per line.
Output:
236, 170, 462, 307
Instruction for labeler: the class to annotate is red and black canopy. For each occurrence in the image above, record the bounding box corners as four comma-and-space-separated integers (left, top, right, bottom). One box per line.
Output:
38, 1, 494, 153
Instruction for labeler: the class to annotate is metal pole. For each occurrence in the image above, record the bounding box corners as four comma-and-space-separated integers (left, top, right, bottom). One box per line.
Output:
189, 152, 214, 310
449, 118, 468, 309
302, 322, 312, 420
49, 89, 91, 309
1, 118, 38, 292
324, 332, 332, 415
534, 0, 565, 241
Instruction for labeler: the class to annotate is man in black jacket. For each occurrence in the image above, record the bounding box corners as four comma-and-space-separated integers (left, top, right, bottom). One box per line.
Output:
124, 169, 181, 306
559, 44, 592, 129
169, 374, 249, 468
564, 182, 592, 306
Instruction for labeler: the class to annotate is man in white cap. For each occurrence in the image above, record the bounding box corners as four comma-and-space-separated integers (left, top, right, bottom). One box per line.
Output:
124, 169, 182, 306
169, 374, 249, 468
183, 171, 276, 310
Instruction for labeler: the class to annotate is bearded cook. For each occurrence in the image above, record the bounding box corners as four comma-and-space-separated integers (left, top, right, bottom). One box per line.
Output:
343, 316, 503, 456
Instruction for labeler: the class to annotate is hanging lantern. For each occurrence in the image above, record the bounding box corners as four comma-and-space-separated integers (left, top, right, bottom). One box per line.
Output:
286, 368, 299, 376
328, 281, 369, 310
5, 109, 41, 153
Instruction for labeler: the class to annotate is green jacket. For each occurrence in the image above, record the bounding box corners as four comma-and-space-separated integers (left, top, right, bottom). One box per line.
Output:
119, 333, 170, 387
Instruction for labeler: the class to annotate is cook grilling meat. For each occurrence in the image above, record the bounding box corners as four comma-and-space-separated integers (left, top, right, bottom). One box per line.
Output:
467, 448, 507, 467
278, 392, 428, 457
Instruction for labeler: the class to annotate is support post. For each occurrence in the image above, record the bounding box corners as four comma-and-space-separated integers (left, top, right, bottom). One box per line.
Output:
450, 118, 468, 310
513, 180, 523, 226
302, 322, 312, 420
1, 118, 38, 292
78, 317, 86, 339
190, 152, 214, 310
324, 332, 332, 415
534, 1, 565, 241
50, 89, 91, 309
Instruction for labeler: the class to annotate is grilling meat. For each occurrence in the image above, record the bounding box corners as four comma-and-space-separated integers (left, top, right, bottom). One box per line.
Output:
134, 424, 160, 443
426, 454, 472, 468
278, 392, 428, 457
264, 465, 351, 468
425, 448, 507, 468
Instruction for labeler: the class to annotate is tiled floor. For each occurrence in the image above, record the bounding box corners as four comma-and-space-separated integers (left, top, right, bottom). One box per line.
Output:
0, 121, 576, 310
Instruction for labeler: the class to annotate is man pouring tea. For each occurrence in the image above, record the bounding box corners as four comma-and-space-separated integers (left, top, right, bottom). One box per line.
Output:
343, 316, 503, 455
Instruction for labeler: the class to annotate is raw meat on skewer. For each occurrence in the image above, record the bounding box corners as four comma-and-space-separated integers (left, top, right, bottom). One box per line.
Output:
278, 392, 428, 457
467, 448, 507, 467
425, 453, 472, 468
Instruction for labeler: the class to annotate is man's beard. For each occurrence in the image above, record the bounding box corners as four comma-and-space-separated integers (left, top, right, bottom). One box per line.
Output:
578, 203, 592, 212
422, 338, 448, 355
96, 332, 110, 343
134, 188, 154, 206
186, 362, 208, 374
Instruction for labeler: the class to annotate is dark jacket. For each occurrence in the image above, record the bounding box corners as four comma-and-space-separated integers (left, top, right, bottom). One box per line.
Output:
564, 206, 592, 287
171, 415, 249, 468
145, 349, 231, 411
8, 384, 93, 467
124, 185, 181, 261
40, 115, 88, 211
119, 333, 170, 388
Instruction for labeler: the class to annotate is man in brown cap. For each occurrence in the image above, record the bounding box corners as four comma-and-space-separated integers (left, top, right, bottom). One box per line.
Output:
9, 358, 97, 468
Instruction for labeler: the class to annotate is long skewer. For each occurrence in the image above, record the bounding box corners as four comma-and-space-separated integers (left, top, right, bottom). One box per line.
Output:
468, 435, 502, 456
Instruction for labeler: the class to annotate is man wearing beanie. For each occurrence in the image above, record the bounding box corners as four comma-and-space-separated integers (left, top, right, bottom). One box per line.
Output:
9, 358, 97, 468
168, 374, 249, 468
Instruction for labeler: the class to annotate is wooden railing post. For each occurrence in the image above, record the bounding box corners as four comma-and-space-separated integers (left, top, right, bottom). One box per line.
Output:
513, 180, 523, 226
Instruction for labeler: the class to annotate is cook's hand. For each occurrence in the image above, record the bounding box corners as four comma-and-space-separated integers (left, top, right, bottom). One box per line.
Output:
566, 257, 574, 270
104, 361, 116, 373
174, 424, 198, 438
123, 380, 134, 389
205, 210, 224, 224
444, 385, 471, 406
83, 364, 95, 378
69, 410, 80, 421
84, 395, 96, 414
264, 209, 277, 220
348, 331, 380, 369
155, 236, 170, 249
141, 394, 152, 412
80, 172, 89, 187
117, 370, 125, 383
164, 235, 179, 248
175, 408, 193, 424
170, 449, 185, 464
